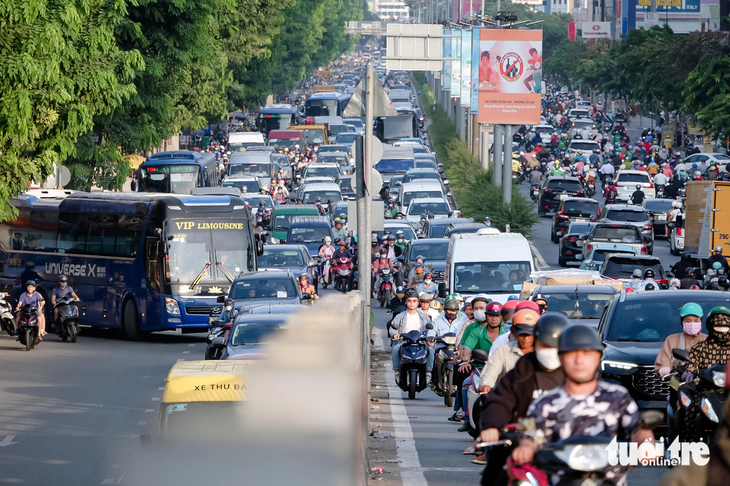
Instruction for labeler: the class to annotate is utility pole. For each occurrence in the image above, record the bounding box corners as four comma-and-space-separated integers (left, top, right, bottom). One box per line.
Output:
502, 125, 513, 203
493, 125, 503, 186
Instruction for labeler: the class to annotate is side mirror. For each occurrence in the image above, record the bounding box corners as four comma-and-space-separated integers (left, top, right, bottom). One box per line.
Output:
438, 282, 447, 298
307, 260, 318, 268
672, 348, 691, 362
425, 323, 434, 330
130, 180, 137, 192
443, 180, 450, 185
472, 349, 489, 361
217, 295, 226, 303
212, 337, 226, 349
301, 293, 312, 301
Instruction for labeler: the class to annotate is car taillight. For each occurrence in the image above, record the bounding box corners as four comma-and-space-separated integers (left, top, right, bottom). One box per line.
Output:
641, 246, 647, 254
643, 224, 652, 231
558, 214, 570, 219
544, 204, 549, 209
587, 244, 593, 250
543, 188, 553, 193
565, 236, 578, 242
576, 190, 585, 195
657, 279, 668, 286
645, 182, 654, 189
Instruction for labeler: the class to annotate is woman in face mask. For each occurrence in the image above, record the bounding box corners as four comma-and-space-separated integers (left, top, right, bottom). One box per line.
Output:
654, 302, 707, 378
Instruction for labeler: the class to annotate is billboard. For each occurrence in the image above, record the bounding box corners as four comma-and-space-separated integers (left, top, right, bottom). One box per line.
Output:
636, 0, 699, 12
460, 30, 471, 106
451, 32, 461, 99
582, 22, 612, 38
443, 30, 451, 91
477, 29, 542, 125
470, 27, 481, 113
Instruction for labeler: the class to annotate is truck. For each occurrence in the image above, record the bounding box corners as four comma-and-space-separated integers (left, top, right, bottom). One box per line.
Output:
287, 124, 329, 145
684, 180, 730, 269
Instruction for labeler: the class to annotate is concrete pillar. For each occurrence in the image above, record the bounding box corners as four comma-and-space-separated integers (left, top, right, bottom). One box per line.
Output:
494, 125, 503, 186
503, 125, 514, 203
480, 124, 491, 170
472, 115, 480, 158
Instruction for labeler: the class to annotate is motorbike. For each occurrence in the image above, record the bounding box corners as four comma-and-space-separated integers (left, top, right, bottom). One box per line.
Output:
431, 332, 458, 407
539, 159, 548, 174
586, 180, 596, 198
17, 304, 40, 351
530, 184, 540, 201
333, 256, 352, 293
386, 304, 406, 336
521, 167, 532, 184
54, 295, 79, 343
0, 292, 15, 336
466, 349, 490, 437
656, 184, 665, 198
377, 268, 395, 308
388, 325, 434, 399
318, 257, 333, 289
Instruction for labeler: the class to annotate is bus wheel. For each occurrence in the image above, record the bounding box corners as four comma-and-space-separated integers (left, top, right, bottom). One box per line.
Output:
123, 300, 141, 341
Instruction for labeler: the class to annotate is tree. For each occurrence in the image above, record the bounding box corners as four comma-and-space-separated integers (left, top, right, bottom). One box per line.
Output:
0, 0, 141, 219
683, 55, 730, 139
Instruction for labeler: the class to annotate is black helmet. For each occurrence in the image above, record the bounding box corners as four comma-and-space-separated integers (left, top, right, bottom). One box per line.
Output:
404, 288, 419, 300
558, 325, 604, 353
644, 282, 656, 291
644, 269, 655, 279
224, 298, 235, 307
706, 306, 730, 336
534, 312, 570, 347
681, 252, 690, 263
59, 275, 68, 283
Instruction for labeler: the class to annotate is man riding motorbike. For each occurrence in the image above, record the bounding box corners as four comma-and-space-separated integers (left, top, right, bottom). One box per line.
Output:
390, 289, 435, 384
52, 275, 80, 330
372, 250, 396, 299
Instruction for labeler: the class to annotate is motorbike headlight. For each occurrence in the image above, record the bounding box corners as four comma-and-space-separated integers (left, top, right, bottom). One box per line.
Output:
712, 371, 726, 388
553, 445, 609, 472
441, 336, 457, 345
701, 397, 720, 423
679, 390, 692, 408
165, 297, 181, 315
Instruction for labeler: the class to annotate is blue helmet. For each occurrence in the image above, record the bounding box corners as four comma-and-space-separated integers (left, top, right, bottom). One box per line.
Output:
396, 286, 406, 294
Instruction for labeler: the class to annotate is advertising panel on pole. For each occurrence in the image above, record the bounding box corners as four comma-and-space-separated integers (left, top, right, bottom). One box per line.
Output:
443, 30, 452, 91
477, 29, 542, 125
450, 32, 461, 99
582, 22, 612, 38
460, 30, 471, 106
470, 27, 480, 113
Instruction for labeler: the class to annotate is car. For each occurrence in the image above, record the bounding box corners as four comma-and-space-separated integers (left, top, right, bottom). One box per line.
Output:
387, 175, 404, 199
405, 197, 452, 225
219, 314, 289, 360
537, 177, 586, 216
296, 182, 342, 205
302, 163, 342, 183
228, 152, 275, 187
578, 245, 638, 272
269, 204, 319, 243
329, 201, 349, 224
583, 223, 647, 258
399, 181, 446, 211
317, 144, 350, 156
567, 108, 591, 120
529, 285, 617, 328
533, 124, 556, 139
443, 223, 487, 238
335, 132, 358, 145
558, 221, 595, 267
241, 194, 273, 215
343, 118, 364, 133
402, 238, 450, 282
258, 244, 318, 290
550, 197, 600, 243
642, 198, 677, 236
575, 100, 592, 110
599, 254, 667, 287
401, 168, 444, 186
414, 153, 437, 170
680, 152, 730, 173
285, 215, 333, 256
566, 139, 601, 158
225, 269, 304, 313
569, 119, 594, 138
221, 175, 262, 195
598, 290, 730, 416
317, 153, 351, 174
599, 204, 654, 254
377, 221, 417, 242
338, 174, 355, 198
610, 170, 656, 202
242, 303, 306, 315
421, 217, 471, 238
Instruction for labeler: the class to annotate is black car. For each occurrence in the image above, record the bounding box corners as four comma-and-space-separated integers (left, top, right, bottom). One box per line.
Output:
402, 238, 450, 282
421, 217, 471, 238
598, 290, 730, 418
538, 177, 586, 216
338, 174, 355, 198
223, 269, 306, 313
258, 245, 318, 290
219, 314, 289, 360
558, 221, 595, 267
642, 198, 675, 237
550, 197, 600, 243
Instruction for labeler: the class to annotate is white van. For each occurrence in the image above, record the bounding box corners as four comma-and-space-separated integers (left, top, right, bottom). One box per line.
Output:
228, 132, 265, 152
444, 230, 535, 303
398, 180, 445, 211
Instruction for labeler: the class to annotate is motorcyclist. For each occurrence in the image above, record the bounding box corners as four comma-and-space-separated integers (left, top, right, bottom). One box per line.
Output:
15, 280, 45, 340
484, 216, 492, 227
394, 230, 407, 253
574, 150, 586, 165
433, 299, 465, 337
382, 234, 403, 259
478, 313, 569, 486
332, 239, 354, 290
317, 235, 335, 278
372, 249, 396, 298
708, 245, 728, 273
415, 272, 438, 296
214, 298, 237, 326
511, 325, 655, 485
654, 302, 707, 378
389, 286, 407, 311
418, 293, 440, 321
641, 268, 658, 290
332, 218, 348, 242
630, 183, 646, 205
627, 268, 644, 290
297, 273, 318, 299
529, 166, 542, 185
390, 288, 435, 384
549, 163, 563, 177
52, 275, 80, 329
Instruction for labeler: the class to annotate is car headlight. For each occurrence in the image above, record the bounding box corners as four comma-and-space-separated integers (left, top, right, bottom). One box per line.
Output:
165, 297, 181, 315
600, 360, 638, 371
701, 397, 720, 423
712, 371, 726, 388
553, 445, 609, 472
679, 390, 692, 408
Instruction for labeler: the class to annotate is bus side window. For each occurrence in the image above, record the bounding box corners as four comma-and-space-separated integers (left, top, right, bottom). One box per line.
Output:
146, 238, 161, 291
0, 210, 30, 251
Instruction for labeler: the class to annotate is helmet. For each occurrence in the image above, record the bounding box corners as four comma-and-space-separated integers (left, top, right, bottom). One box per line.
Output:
715, 246, 724, 253
59, 275, 69, 283
396, 286, 406, 294
424, 272, 433, 279
516, 301, 540, 313
644, 269, 655, 279
444, 299, 460, 311
669, 278, 680, 288
512, 309, 539, 326
471, 293, 491, 306
644, 282, 656, 291
690, 285, 701, 290
451, 293, 464, 302
501, 300, 520, 312
636, 184, 642, 189
334, 218, 341, 224
680, 302, 704, 318
484, 216, 491, 222
578, 150, 583, 155
387, 235, 396, 241
713, 261, 723, 270
419, 292, 432, 302
625, 287, 635, 293
299, 272, 310, 280
25, 280, 36, 287
632, 269, 642, 278
464, 296, 474, 307
396, 230, 404, 238
224, 298, 235, 307
431, 300, 442, 312
485, 302, 502, 315
692, 163, 698, 168
324, 236, 332, 243
706, 307, 730, 334
336, 238, 345, 246
672, 201, 681, 208
507, 295, 519, 301
404, 288, 419, 300
534, 312, 570, 346
558, 325, 604, 353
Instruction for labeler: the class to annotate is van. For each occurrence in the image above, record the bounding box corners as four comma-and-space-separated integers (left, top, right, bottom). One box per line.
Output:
443, 231, 535, 303
398, 180, 445, 211
285, 215, 334, 256
267, 130, 304, 151
270, 205, 320, 243
228, 132, 265, 152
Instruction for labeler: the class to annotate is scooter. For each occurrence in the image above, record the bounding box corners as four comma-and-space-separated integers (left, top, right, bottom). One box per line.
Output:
530, 184, 540, 201
377, 268, 395, 308
205, 310, 234, 360
586, 180, 596, 198
389, 325, 434, 399
54, 295, 79, 343
17, 304, 40, 351
0, 293, 15, 336
318, 257, 332, 289
431, 332, 458, 407
333, 256, 352, 293
466, 349, 490, 437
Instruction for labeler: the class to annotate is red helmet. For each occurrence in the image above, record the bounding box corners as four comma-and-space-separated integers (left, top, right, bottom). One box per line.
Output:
625, 287, 634, 293
486, 302, 503, 316
501, 300, 520, 312
516, 301, 540, 312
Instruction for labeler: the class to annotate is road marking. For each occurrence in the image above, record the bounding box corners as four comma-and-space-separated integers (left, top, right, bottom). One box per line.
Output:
0, 435, 17, 447
188, 343, 195, 346
530, 242, 548, 270
373, 328, 428, 486
101, 480, 115, 485
144, 409, 154, 413
151, 397, 160, 401
182, 351, 190, 354
117, 475, 125, 485
138, 421, 147, 426
158, 387, 165, 391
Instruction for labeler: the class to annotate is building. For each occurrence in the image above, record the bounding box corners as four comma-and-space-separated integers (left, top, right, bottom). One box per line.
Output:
373, 0, 409, 18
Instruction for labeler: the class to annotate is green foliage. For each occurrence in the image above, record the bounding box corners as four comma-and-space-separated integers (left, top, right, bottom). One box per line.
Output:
0, 0, 140, 219
683, 55, 730, 138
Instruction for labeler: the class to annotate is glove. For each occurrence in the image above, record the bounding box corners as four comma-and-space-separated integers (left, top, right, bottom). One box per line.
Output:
658, 367, 671, 378
681, 372, 694, 383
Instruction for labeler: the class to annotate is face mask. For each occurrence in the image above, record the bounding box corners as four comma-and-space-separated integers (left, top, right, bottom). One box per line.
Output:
536, 348, 561, 370
60, 282, 67, 288
397, 238, 403, 242
225, 305, 232, 312
424, 279, 432, 285
683, 322, 702, 336
473, 309, 487, 323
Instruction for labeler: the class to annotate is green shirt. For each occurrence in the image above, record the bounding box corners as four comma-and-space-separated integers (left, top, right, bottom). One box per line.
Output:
461, 322, 505, 354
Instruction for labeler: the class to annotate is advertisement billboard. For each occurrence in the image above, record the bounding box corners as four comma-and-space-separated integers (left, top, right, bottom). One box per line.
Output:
451, 32, 461, 99
477, 29, 542, 125
582, 22, 612, 38
443, 30, 451, 91
460, 30, 471, 106
636, 0, 699, 12
470, 27, 481, 113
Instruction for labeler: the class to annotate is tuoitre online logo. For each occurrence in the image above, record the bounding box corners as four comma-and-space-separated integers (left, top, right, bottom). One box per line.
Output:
606, 437, 710, 467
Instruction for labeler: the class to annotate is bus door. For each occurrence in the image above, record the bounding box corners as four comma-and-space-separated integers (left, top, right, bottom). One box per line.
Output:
145, 236, 164, 327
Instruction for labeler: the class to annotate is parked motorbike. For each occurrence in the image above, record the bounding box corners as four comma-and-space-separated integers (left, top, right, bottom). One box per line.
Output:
377, 268, 395, 308
0, 293, 15, 336
54, 295, 79, 343
388, 325, 434, 399
18, 304, 40, 351
431, 332, 458, 407
333, 256, 352, 293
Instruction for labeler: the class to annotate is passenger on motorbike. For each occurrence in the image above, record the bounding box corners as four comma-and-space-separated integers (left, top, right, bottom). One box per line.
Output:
415, 273, 438, 296
52, 275, 79, 328
16, 280, 45, 339
654, 303, 706, 378
389, 286, 407, 311
391, 289, 435, 384
418, 293, 440, 321
511, 325, 656, 484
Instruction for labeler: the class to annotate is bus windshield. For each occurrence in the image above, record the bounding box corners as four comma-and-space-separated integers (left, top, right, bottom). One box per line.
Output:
165, 220, 252, 283
268, 139, 300, 151
306, 99, 339, 117
454, 262, 531, 293
228, 163, 272, 178
258, 114, 292, 137
139, 165, 201, 194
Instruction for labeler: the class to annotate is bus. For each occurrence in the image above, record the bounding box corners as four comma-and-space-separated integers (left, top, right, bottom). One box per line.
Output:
257, 104, 297, 139
0, 191, 263, 339
304, 92, 352, 118
137, 151, 219, 194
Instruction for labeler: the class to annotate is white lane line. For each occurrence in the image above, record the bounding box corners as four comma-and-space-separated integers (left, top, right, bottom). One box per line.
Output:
374, 327, 428, 486
117, 474, 125, 485
530, 242, 548, 270
188, 344, 195, 347
182, 351, 190, 354
137, 421, 147, 426
101, 480, 115, 485
158, 387, 165, 391
144, 409, 154, 413
151, 397, 160, 401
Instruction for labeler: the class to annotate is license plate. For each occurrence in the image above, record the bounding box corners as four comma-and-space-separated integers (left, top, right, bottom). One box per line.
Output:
656, 214, 666, 221
574, 218, 588, 222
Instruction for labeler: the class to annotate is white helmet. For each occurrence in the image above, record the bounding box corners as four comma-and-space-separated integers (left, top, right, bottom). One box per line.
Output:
672, 201, 682, 209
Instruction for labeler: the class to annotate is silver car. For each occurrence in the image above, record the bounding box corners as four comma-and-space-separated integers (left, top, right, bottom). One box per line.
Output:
599, 204, 654, 254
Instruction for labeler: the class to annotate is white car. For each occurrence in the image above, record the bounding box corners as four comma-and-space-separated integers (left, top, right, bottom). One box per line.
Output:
405, 197, 452, 225
677, 153, 730, 174
567, 139, 601, 158
612, 170, 656, 202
